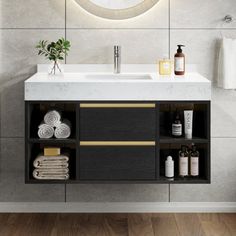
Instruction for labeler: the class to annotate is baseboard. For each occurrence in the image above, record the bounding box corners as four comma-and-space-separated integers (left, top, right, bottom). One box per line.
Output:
0, 202, 235, 213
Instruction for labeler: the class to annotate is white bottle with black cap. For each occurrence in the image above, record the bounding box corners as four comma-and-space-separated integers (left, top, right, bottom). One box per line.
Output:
165, 156, 174, 178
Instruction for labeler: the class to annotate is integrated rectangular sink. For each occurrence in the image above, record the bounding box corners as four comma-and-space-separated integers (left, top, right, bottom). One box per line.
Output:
84, 73, 152, 80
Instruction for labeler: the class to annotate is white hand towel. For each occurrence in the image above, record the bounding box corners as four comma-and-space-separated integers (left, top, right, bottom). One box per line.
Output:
33, 168, 69, 180
33, 161, 69, 169
33, 154, 69, 168
38, 123, 54, 139
44, 110, 61, 127
54, 119, 71, 139
217, 37, 236, 89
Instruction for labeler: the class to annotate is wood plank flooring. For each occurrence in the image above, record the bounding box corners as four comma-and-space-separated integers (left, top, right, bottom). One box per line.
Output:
0, 213, 234, 236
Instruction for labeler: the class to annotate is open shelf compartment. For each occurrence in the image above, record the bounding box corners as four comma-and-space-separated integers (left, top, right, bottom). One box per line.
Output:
27, 102, 77, 140
26, 142, 77, 183
159, 102, 210, 141
159, 143, 210, 183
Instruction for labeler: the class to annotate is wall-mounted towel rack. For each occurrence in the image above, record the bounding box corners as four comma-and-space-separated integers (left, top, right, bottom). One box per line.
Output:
223, 15, 233, 23
219, 15, 234, 38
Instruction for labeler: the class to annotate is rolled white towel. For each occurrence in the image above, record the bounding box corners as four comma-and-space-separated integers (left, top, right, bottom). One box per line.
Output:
38, 123, 54, 139
54, 119, 71, 139
44, 110, 61, 127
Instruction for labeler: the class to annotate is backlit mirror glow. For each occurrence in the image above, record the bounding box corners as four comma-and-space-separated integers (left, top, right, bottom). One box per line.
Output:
90, 0, 144, 10
75, 0, 160, 20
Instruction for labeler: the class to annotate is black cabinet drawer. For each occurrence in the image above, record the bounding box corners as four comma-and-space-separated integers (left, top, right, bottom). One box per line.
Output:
79, 146, 156, 180
79, 103, 156, 141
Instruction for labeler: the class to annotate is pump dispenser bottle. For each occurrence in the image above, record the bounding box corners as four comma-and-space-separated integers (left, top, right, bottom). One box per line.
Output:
179, 145, 189, 177
174, 45, 185, 75
190, 144, 199, 177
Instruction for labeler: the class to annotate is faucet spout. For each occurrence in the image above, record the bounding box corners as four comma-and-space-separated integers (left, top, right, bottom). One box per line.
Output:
114, 45, 121, 74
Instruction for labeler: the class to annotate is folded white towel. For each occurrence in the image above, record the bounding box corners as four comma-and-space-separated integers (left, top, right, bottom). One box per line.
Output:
44, 110, 61, 127
54, 119, 71, 139
217, 37, 236, 89
33, 168, 69, 180
38, 123, 54, 139
33, 154, 69, 168
33, 161, 69, 169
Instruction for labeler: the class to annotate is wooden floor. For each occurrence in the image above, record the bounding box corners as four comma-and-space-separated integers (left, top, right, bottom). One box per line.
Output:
0, 213, 235, 236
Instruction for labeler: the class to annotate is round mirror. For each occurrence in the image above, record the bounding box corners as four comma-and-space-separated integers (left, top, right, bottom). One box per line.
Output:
75, 0, 160, 20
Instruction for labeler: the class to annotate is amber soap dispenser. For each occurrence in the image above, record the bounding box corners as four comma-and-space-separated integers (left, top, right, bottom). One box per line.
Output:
174, 45, 185, 75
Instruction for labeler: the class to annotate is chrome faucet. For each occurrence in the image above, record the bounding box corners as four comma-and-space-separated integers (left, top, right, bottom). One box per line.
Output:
114, 45, 121, 74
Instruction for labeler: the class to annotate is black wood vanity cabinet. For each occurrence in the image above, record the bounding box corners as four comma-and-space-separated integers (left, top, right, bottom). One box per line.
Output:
25, 101, 210, 184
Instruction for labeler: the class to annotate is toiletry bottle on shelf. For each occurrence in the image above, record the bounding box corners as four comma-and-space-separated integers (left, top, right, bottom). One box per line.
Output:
184, 110, 193, 139
159, 55, 171, 75
172, 110, 182, 137
190, 144, 199, 177
165, 156, 174, 178
174, 45, 185, 75
179, 145, 189, 177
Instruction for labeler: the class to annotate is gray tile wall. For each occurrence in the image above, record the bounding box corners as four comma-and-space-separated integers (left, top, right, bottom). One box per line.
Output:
0, 0, 235, 202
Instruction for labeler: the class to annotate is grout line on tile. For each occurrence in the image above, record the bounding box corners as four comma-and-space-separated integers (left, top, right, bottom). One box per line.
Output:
211, 136, 236, 139
65, 0, 67, 64
168, 0, 170, 57
169, 184, 171, 202
0, 28, 66, 30
65, 184, 67, 202
169, 28, 236, 30
1, 28, 235, 30
65, 28, 170, 30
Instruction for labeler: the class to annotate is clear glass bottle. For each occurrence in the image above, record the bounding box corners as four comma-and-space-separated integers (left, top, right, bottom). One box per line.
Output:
179, 145, 189, 177
190, 144, 199, 177
159, 55, 171, 75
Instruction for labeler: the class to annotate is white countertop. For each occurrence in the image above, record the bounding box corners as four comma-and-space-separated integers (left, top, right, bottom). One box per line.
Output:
24, 64, 211, 101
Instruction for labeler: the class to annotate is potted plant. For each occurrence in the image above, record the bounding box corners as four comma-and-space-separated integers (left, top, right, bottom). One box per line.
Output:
36, 38, 71, 75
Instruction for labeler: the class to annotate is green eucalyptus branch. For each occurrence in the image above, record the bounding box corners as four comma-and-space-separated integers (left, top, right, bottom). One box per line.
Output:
36, 38, 71, 74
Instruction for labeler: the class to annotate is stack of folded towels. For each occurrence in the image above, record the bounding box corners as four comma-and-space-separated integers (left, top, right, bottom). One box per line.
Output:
38, 110, 71, 139
33, 147, 69, 180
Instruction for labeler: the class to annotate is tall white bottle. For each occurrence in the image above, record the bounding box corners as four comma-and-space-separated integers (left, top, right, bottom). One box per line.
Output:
165, 156, 174, 178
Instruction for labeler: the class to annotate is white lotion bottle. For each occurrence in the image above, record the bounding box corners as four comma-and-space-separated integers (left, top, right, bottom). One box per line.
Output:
184, 110, 193, 139
165, 156, 174, 178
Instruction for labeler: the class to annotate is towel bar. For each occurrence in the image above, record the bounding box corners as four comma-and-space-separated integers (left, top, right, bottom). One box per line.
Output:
223, 15, 233, 23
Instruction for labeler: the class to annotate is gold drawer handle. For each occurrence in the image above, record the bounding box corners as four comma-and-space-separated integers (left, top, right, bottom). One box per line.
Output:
80, 141, 156, 146
80, 103, 156, 108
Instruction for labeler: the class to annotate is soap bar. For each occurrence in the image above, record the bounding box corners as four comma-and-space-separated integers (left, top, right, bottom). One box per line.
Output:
44, 147, 61, 156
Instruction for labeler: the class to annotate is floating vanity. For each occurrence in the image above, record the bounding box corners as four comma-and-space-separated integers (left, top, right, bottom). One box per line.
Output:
25, 64, 211, 184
